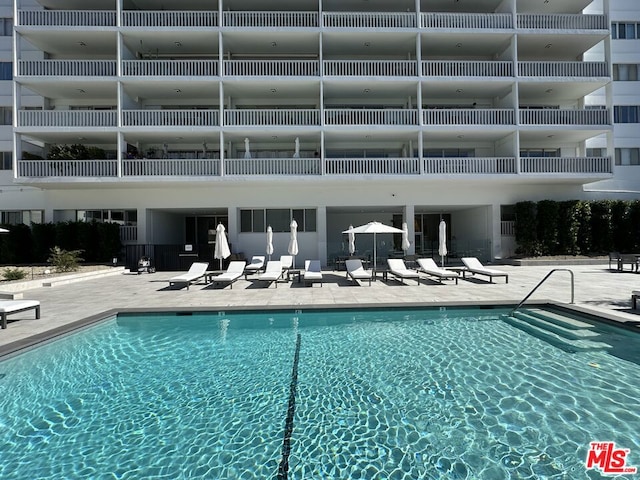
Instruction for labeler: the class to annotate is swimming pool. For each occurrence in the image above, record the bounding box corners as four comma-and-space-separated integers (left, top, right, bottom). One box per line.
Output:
0, 306, 638, 479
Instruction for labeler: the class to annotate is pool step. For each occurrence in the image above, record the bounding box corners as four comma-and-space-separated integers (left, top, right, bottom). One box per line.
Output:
524, 308, 595, 330
501, 314, 612, 352
512, 311, 601, 340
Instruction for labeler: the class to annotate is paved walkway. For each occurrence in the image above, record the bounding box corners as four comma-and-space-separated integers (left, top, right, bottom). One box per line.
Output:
1, 263, 639, 352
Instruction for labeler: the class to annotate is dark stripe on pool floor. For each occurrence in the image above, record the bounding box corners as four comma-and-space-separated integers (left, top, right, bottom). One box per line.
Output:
276, 333, 301, 480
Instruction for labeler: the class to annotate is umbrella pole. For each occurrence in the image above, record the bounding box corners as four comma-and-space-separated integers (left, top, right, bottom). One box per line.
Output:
373, 233, 377, 272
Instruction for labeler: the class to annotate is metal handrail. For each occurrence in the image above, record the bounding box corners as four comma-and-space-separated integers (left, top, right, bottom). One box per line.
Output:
510, 268, 574, 315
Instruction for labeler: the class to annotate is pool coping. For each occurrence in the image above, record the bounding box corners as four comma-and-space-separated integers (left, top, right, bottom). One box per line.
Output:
1, 300, 638, 361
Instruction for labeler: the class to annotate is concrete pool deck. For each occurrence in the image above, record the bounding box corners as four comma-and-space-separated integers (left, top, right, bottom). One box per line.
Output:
0, 262, 639, 353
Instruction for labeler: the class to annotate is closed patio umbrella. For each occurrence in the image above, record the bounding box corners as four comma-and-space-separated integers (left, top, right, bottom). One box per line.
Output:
288, 219, 299, 268
266, 225, 274, 261
342, 221, 404, 271
401, 222, 410, 254
244, 138, 251, 159
347, 224, 355, 255
438, 219, 448, 267
214, 223, 231, 270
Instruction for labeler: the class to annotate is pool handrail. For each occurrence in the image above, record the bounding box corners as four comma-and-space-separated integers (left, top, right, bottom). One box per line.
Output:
510, 268, 574, 316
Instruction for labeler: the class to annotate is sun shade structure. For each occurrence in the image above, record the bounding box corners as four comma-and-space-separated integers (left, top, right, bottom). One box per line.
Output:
401, 222, 410, 253
266, 225, 274, 261
288, 219, 299, 268
214, 223, 231, 270
342, 221, 404, 271
347, 224, 355, 255
438, 220, 448, 267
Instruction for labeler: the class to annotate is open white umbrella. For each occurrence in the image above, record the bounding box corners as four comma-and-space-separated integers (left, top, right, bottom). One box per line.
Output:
401, 222, 410, 254
244, 138, 251, 159
342, 221, 404, 271
347, 224, 355, 255
438, 219, 448, 267
214, 223, 231, 270
288, 219, 299, 268
266, 225, 274, 261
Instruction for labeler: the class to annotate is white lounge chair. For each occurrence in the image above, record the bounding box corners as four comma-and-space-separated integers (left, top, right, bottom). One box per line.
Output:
211, 261, 246, 289
416, 258, 459, 284
345, 259, 372, 286
168, 262, 209, 290
461, 257, 509, 283
303, 260, 323, 287
387, 259, 421, 285
280, 255, 293, 271
258, 260, 283, 288
0, 300, 41, 329
244, 256, 266, 279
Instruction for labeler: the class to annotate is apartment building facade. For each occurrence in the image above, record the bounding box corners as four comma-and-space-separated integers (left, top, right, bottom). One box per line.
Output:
0, 0, 636, 266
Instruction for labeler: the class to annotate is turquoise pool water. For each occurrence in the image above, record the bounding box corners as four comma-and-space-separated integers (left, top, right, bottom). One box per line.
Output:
0, 307, 638, 479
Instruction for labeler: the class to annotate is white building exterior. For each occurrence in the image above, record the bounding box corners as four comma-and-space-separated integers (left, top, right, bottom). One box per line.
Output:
0, 0, 637, 266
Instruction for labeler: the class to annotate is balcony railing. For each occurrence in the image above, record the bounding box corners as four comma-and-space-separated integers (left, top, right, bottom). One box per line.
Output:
123, 159, 219, 176
225, 158, 321, 175
520, 156, 612, 174
323, 12, 416, 28
18, 60, 116, 76
517, 14, 608, 30
224, 11, 318, 27
518, 61, 608, 77
421, 13, 513, 29
224, 60, 319, 76
423, 157, 517, 174
122, 110, 219, 127
224, 109, 319, 126
423, 109, 515, 125
325, 109, 418, 125
18, 110, 117, 127
122, 60, 218, 76
18, 9, 116, 26
422, 60, 513, 77
324, 60, 417, 76
122, 11, 218, 27
18, 160, 117, 177
519, 109, 611, 125
326, 158, 420, 175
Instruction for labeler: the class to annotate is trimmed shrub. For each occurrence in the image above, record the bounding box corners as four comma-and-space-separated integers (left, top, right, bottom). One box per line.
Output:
514, 201, 540, 256
536, 200, 560, 255
557, 201, 581, 255
590, 200, 614, 254
2, 268, 27, 281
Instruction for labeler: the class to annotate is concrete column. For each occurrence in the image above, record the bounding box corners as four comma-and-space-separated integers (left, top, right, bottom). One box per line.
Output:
227, 206, 238, 251
403, 204, 415, 255
137, 207, 147, 245
317, 206, 327, 266
490, 203, 502, 260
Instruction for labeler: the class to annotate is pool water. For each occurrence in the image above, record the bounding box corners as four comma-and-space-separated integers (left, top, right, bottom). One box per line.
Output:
0, 307, 638, 479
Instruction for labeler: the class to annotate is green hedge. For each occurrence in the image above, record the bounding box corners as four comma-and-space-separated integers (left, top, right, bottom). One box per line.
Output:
514, 199, 640, 256
0, 221, 122, 264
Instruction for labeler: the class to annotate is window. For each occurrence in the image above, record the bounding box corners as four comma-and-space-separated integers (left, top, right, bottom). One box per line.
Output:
612, 22, 640, 39
240, 209, 317, 232
0, 210, 43, 225
520, 149, 560, 158
613, 64, 639, 81
0, 62, 11, 80
0, 107, 11, 125
614, 106, 640, 123
586, 148, 605, 157
0, 18, 12, 36
615, 148, 640, 165
0, 151, 11, 170
76, 209, 137, 225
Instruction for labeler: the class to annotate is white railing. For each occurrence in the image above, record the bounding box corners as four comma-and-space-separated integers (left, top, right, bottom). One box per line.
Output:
519, 109, 611, 125
123, 159, 220, 176
518, 61, 608, 77
119, 225, 137, 243
122, 11, 218, 27
422, 60, 513, 77
501, 221, 515, 236
224, 109, 319, 126
19, 110, 117, 127
325, 158, 420, 175
122, 60, 218, 76
421, 13, 513, 29
18, 160, 117, 177
122, 110, 219, 127
323, 12, 416, 28
423, 157, 517, 174
18, 10, 116, 26
520, 156, 612, 174
18, 60, 116, 76
324, 60, 417, 76
224, 60, 319, 76
423, 109, 515, 125
517, 14, 608, 30
225, 158, 321, 175
325, 109, 418, 125
224, 11, 318, 27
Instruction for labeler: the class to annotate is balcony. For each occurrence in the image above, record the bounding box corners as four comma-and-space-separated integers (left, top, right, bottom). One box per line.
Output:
223, 11, 318, 27
326, 158, 420, 175
123, 159, 219, 176
18, 60, 116, 77
223, 60, 319, 76
516, 14, 608, 30
18, 160, 117, 177
122, 10, 218, 27
518, 61, 608, 77
520, 156, 612, 174
122, 110, 219, 127
224, 109, 319, 126
122, 60, 218, 76
18, 9, 116, 27
324, 60, 417, 77
423, 109, 516, 125
18, 110, 117, 128
423, 157, 517, 174
421, 13, 513, 29
325, 109, 419, 126
224, 158, 321, 175
323, 12, 416, 28
422, 60, 513, 77
519, 109, 611, 125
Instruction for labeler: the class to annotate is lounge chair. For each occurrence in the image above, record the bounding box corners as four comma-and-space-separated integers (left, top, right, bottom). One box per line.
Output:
168, 262, 209, 290
211, 261, 246, 289
257, 260, 283, 288
280, 255, 293, 271
303, 260, 323, 287
416, 258, 459, 284
632, 290, 640, 309
461, 257, 508, 283
345, 259, 372, 286
387, 259, 421, 285
0, 300, 41, 329
618, 254, 639, 272
244, 256, 266, 279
